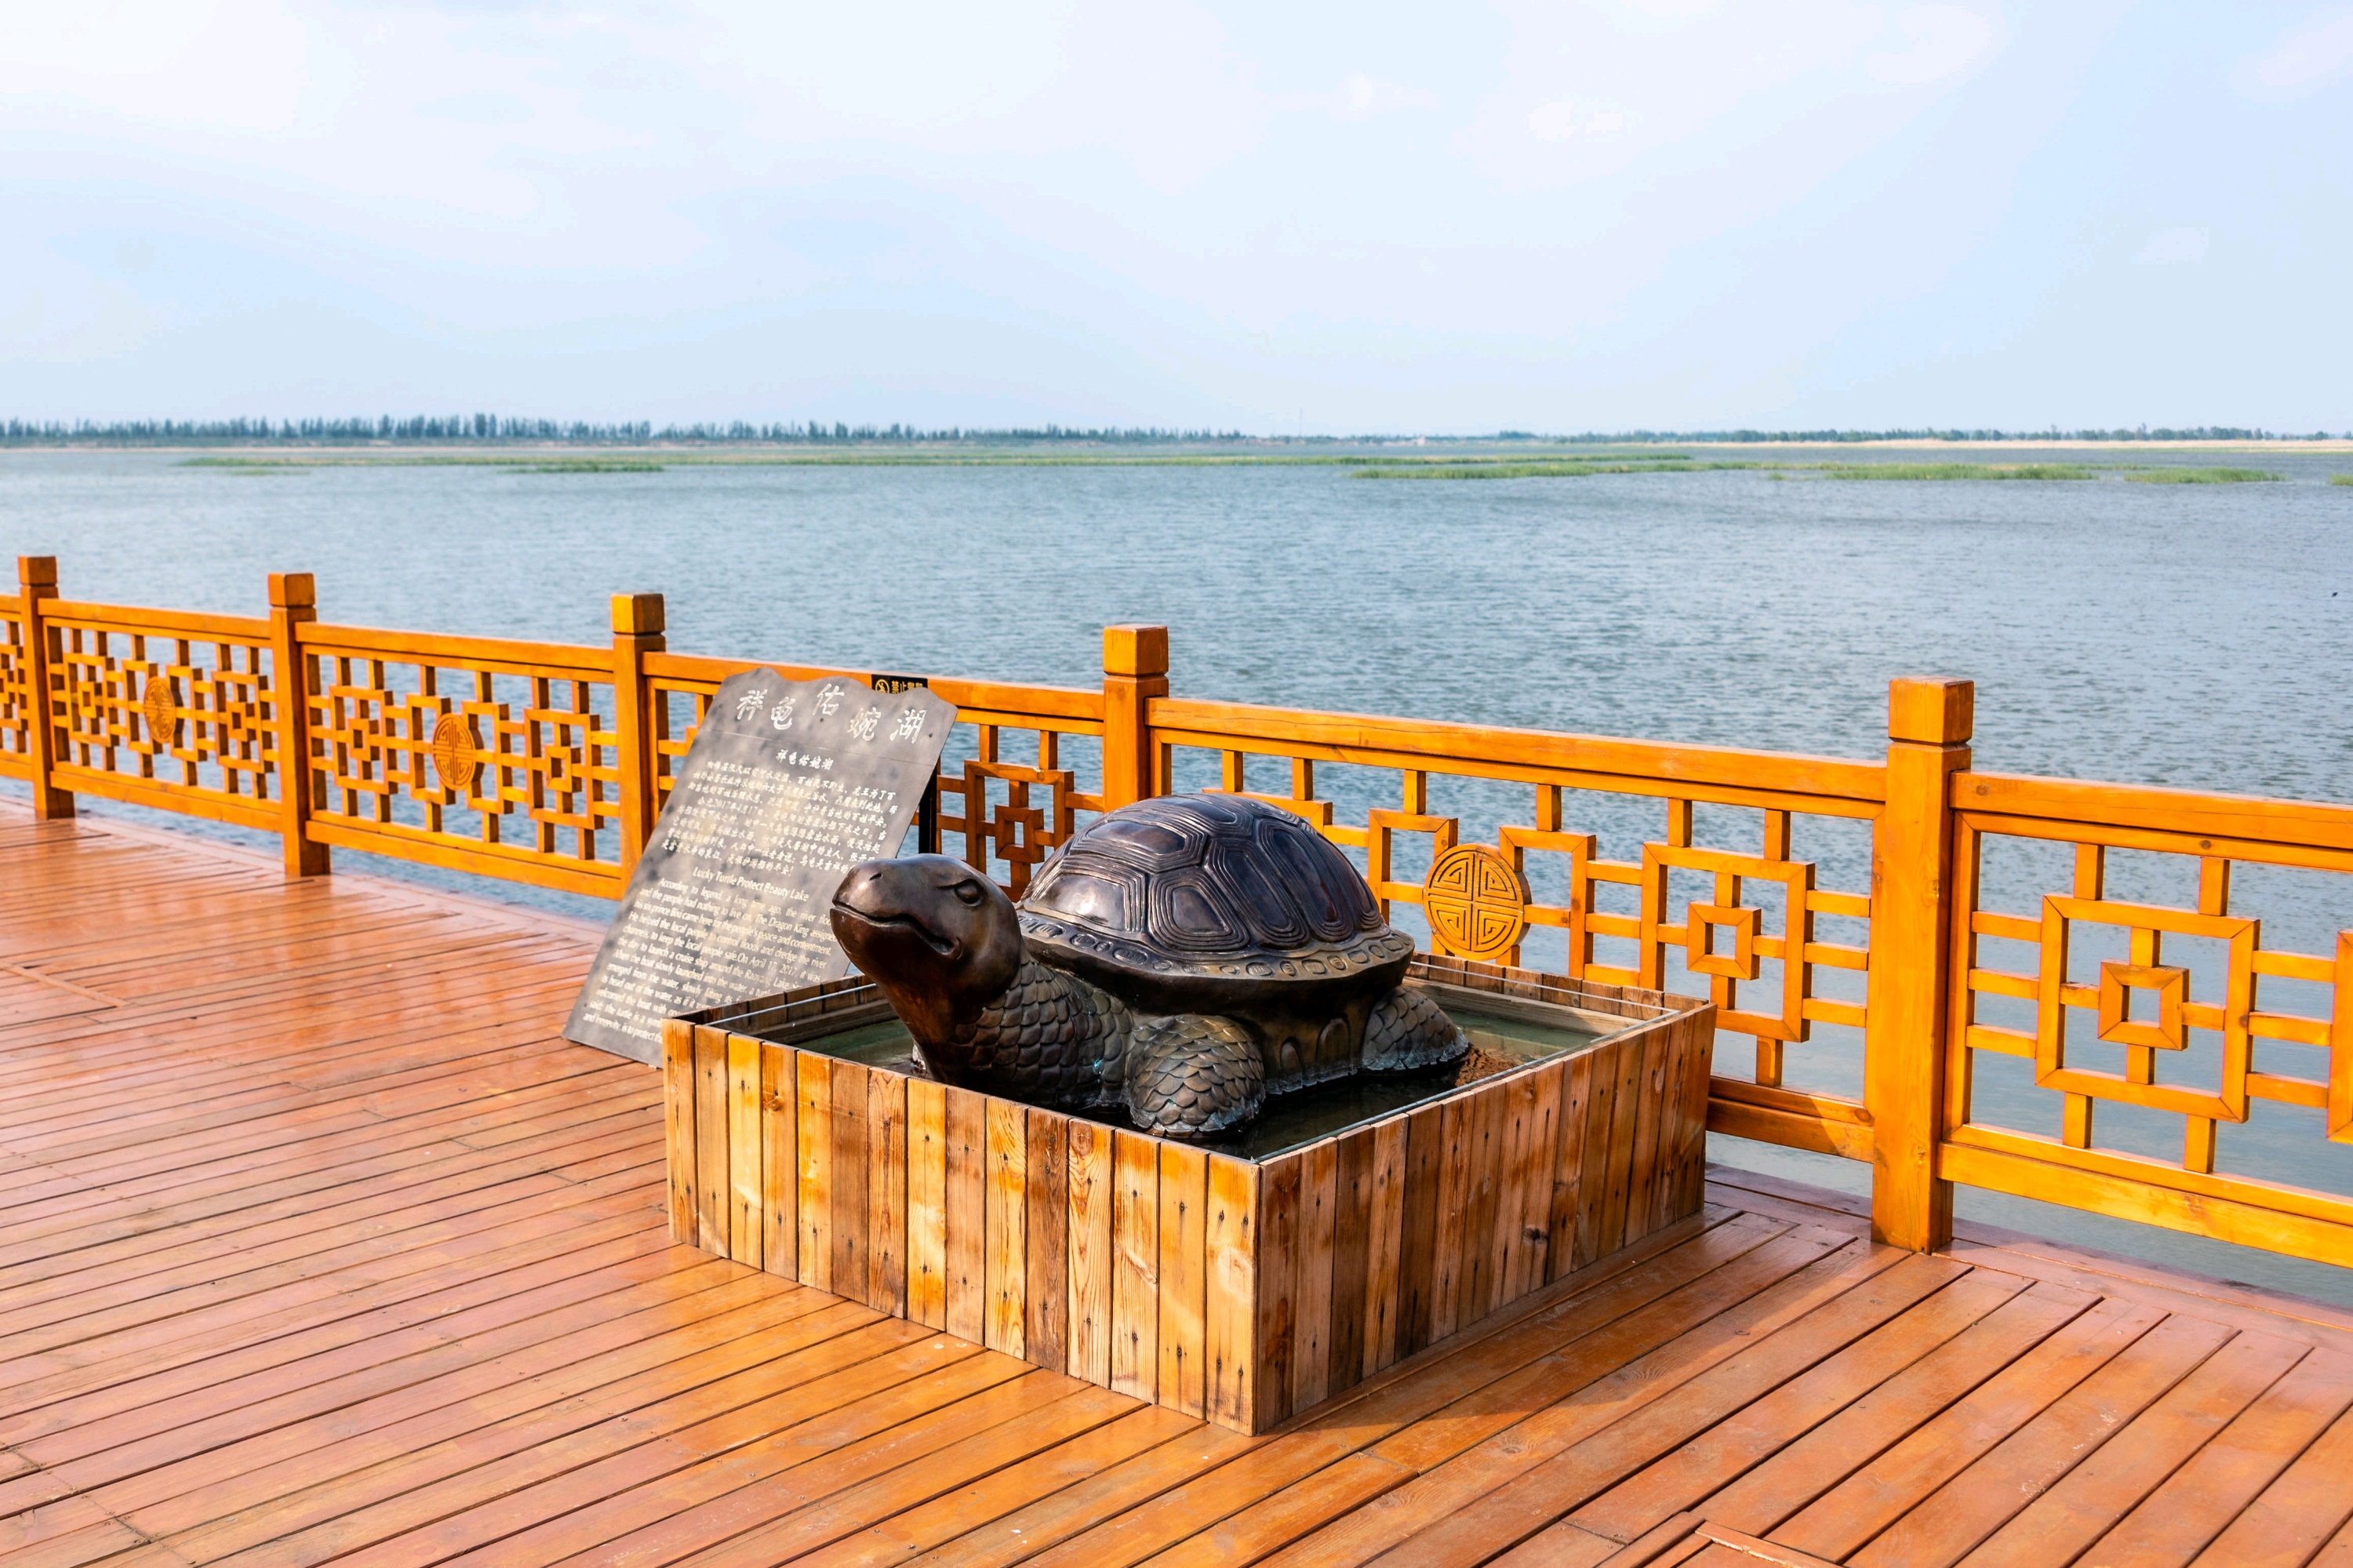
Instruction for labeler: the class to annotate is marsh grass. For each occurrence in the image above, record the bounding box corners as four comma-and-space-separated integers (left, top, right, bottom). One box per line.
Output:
2333, 475, 2353, 487
1821, 463, 2097, 481
2123, 467, 2281, 484
511, 460, 666, 473
169, 452, 2325, 488
1353, 460, 1747, 480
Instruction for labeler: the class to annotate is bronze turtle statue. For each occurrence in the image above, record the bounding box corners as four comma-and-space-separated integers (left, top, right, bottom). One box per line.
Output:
828, 792, 1467, 1137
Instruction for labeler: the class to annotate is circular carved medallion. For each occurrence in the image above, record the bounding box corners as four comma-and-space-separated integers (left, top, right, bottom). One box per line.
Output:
430, 712, 482, 796
1423, 843, 1530, 962
142, 675, 180, 750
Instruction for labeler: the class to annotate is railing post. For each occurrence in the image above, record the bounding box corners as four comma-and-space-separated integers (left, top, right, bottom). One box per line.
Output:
611, 592, 667, 872
1864, 676, 1973, 1251
16, 556, 73, 820
268, 573, 329, 878
1100, 624, 1168, 809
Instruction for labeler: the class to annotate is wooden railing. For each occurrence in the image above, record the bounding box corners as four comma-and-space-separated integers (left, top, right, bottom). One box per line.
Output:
1941, 772, 2353, 1264
5, 554, 2348, 1272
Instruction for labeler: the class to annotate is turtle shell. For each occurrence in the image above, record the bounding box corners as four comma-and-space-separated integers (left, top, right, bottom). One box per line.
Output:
1020, 793, 1413, 1017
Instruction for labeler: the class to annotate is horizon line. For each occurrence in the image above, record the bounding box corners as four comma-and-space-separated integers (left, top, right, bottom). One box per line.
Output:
3, 417, 2346, 447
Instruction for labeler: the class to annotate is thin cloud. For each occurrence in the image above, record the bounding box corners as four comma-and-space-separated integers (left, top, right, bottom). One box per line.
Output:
1867, 5, 1998, 86
1322, 74, 1442, 120
1526, 100, 1628, 141
418, 89, 536, 126
2233, 9, 2353, 101
0, 2, 2340, 429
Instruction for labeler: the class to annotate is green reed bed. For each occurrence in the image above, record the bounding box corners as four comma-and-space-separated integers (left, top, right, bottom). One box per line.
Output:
1351, 460, 1733, 479
1819, 462, 2097, 481
173, 453, 2324, 486
1373, 459, 2103, 482
187, 454, 671, 473
2333, 475, 2353, 487
187, 455, 507, 469
513, 460, 667, 473
2123, 467, 2282, 484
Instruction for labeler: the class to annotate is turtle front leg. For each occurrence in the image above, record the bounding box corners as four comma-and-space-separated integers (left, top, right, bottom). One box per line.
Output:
1361, 987, 1466, 1071
1126, 1015, 1265, 1139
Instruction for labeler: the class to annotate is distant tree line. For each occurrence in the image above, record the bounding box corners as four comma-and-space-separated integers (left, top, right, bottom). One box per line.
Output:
0, 417, 1253, 447
0, 417, 2337, 448
1544, 427, 2340, 443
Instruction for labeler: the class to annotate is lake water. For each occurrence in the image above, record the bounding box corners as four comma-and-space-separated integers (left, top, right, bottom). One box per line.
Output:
7, 445, 2353, 1300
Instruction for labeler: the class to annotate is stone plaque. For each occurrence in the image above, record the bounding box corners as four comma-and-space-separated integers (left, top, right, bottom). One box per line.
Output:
564, 668, 958, 1063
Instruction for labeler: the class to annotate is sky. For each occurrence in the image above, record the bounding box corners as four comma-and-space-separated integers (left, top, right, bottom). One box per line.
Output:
2, 1, 2348, 434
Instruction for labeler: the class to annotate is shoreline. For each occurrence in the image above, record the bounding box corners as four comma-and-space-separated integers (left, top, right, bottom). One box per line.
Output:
4, 437, 2349, 458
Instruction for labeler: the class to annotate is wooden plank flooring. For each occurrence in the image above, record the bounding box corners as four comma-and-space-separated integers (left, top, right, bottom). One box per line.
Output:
6, 806, 2353, 1566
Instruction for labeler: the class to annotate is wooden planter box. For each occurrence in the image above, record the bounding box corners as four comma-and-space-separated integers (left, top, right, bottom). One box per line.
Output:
661, 955, 1711, 1435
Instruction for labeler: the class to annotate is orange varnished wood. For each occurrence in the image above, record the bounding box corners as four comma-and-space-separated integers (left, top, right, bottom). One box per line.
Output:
40, 573, 2353, 1282
670, 966, 1707, 1434
1146, 697, 1889, 807
7, 809, 2353, 1568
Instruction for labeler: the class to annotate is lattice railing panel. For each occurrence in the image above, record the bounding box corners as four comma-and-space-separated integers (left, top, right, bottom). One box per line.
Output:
940, 727, 1106, 898
28, 574, 2353, 1268
303, 639, 624, 883
0, 602, 32, 776
1159, 738, 1878, 1134
45, 613, 282, 824
649, 674, 716, 814
1947, 797, 2353, 1251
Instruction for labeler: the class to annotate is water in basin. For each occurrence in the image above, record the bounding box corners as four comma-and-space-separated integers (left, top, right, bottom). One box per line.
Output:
788, 1002, 1636, 1162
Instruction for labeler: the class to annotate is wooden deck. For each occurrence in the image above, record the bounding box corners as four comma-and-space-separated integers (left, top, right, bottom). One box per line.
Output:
7, 809, 2353, 1568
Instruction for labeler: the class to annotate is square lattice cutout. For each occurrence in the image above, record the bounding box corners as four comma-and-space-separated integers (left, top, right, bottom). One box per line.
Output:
2096, 961, 2188, 1053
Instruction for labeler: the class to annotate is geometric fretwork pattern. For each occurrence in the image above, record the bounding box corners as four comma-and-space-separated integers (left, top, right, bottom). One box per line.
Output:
649, 676, 718, 814
1366, 806, 1457, 913
1955, 822, 2353, 1181
307, 653, 621, 863
1422, 842, 1529, 961
940, 723, 1104, 897
0, 610, 35, 768
1639, 842, 1817, 1045
49, 620, 281, 806
1188, 763, 1874, 1093
943, 756, 1077, 899
2035, 894, 2259, 1129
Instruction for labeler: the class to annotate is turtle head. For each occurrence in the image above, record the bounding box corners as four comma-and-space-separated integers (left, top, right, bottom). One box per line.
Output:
830, 855, 1024, 1046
